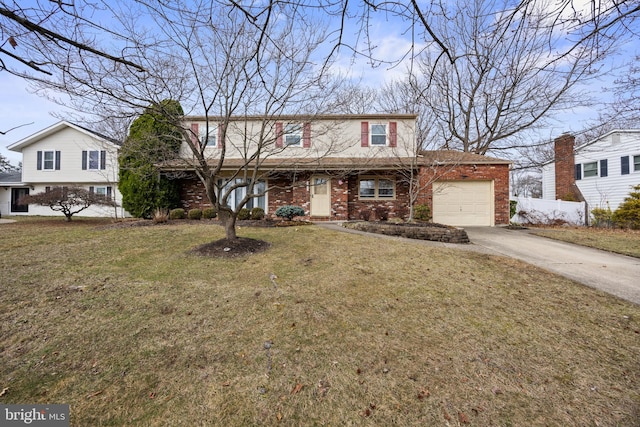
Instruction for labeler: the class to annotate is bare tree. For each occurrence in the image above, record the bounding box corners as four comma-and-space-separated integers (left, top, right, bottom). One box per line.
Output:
0, 1, 143, 76
18, 186, 117, 221
403, 0, 631, 156
22, 0, 349, 240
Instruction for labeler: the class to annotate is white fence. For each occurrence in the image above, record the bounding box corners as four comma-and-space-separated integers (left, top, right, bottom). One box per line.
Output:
510, 197, 587, 226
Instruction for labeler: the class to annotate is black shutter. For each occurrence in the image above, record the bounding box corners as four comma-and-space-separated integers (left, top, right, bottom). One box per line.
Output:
621, 156, 630, 175
82, 151, 87, 170
54, 151, 61, 170
600, 159, 608, 177
89, 186, 94, 193
100, 151, 106, 170
575, 164, 582, 180
106, 186, 112, 198
37, 151, 42, 170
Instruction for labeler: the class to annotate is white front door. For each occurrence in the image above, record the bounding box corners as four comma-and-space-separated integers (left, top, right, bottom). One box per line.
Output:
310, 176, 331, 217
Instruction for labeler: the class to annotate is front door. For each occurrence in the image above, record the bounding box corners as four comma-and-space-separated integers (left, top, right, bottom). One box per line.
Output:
310, 176, 331, 217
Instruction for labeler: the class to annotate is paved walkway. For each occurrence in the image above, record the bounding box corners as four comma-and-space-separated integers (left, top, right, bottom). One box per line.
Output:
0, 218, 16, 224
317, 223, 640, 305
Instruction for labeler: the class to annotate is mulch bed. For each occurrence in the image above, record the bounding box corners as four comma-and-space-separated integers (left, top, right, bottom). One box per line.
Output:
189, 237, 272, 258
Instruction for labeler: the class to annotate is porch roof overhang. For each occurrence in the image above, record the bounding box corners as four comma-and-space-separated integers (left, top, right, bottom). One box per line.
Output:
159, 151, 511, 174
158, 156, 419, 173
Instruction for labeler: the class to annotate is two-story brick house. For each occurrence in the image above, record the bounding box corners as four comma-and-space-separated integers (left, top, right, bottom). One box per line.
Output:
164, 114, 511, 226
3, 121, 126, 218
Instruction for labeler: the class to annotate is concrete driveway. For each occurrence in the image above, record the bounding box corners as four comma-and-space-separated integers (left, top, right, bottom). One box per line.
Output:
464, 227, 640, 305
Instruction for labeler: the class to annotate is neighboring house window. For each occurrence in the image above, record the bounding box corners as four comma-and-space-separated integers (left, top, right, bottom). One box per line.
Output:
583, 161, 598, 178
37, 150, 61, 170
82, 150, 106, 170
360, 121, 397, 147
621, 156, 630, 175
218, 178, 266, 210
634, 155, 640, 172
358, 177, 395, 199
600, 159, 608, 177
89, 186, 113, 198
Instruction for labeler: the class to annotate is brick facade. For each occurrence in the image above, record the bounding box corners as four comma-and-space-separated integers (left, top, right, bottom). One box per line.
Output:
177, 163, 510, 225
417, 163, 511, 225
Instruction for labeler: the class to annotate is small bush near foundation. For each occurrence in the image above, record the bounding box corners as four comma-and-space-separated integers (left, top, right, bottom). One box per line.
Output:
250, 207, 265, 220
169, 208, 185, 220
202, 207, 217, 219
413, 204, 431, 222
510, 200, 518, 219
237, 208, 250, 220
612, 185, 640, 229
275, 205, 305, 220
359, 209, 372, 221
153, 208, 169, 224
375, 206, 389, 221
188, 208, 202, 220
591, 207, 613, 228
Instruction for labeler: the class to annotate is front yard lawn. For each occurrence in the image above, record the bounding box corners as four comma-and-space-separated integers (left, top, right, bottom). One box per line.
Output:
532, 226, 640, 258
1, 218, 639, 426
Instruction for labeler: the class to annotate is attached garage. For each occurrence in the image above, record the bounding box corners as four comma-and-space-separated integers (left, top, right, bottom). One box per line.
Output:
432, 180, 494, 226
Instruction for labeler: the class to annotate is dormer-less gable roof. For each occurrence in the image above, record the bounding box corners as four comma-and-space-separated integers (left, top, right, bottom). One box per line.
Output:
574, 129, 640, 152
7, 120, 120, 152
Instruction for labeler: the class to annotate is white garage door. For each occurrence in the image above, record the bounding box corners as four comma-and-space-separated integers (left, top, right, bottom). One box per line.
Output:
432, 181, 494, 226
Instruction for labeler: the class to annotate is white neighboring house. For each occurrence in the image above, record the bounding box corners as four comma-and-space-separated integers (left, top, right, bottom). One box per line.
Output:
1, 121, 127, 218
542, 130, 640, 212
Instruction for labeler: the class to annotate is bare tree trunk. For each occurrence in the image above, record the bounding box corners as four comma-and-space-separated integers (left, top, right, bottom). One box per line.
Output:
218, 209, 237, 240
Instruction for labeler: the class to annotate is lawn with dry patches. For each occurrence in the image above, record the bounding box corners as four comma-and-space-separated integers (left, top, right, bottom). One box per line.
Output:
1, 218, 639, 426
532, 226, 640, 258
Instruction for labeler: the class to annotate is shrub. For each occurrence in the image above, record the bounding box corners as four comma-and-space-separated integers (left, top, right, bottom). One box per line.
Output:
612, 185, 640, 229
375, 206, 389, 221
169, 208, 185, 220
275, 205, 305, 220
202, 207, 217, 219
413, 204, 431, 222
510, 200, 518, 219
152, 208, 169, 224
188, 208, 202, 220
359, 209, 372, 221
250, 207, 265, 220
237, 208, 251, 220
591, 206, 613, 228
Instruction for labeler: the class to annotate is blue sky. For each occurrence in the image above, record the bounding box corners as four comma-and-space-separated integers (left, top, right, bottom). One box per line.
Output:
1, 1, 638, 166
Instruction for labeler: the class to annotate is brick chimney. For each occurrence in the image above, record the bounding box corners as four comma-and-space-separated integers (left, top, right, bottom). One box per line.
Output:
554, 133, 580, 201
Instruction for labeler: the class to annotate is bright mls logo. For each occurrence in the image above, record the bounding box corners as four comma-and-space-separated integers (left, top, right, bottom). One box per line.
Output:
1, 405, 69, 426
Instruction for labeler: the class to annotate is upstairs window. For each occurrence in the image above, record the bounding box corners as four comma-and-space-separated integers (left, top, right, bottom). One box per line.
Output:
285, 124, 302, 146
370, 124, 387, 146
37, 150, 61, 170
275, 122, 310, 148
43, 151, 55, 170
82, 150, 106, 170
199, 126, 217, 147
583, 161, 598, 178
361, 121, 397, 147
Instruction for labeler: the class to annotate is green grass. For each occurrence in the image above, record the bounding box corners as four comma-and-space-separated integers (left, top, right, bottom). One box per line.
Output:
1, 218, 639, 426
532, 226, 640, 258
